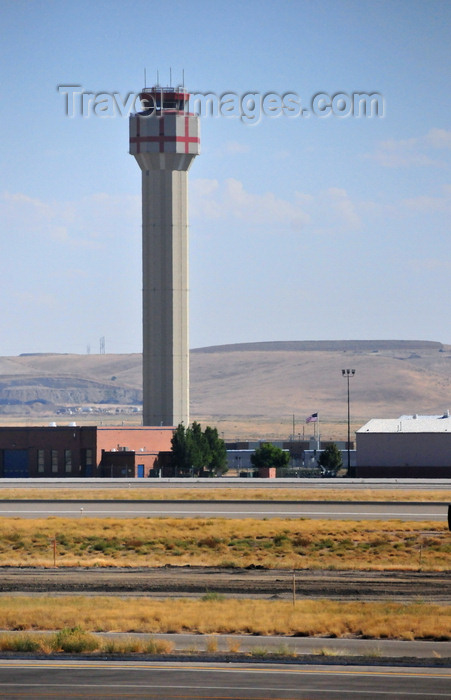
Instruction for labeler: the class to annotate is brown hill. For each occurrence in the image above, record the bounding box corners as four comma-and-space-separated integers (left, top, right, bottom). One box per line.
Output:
1, 340, 450, 440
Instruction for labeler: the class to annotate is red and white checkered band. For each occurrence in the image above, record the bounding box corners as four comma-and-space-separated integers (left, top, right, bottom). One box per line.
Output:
130, 115, 199, 154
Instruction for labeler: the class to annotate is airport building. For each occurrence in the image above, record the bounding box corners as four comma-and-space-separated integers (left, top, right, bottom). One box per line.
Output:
356, 413, 451, 478
0, 425, 173, 479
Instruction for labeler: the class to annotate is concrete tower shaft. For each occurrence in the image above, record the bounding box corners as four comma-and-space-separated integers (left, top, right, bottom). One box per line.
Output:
129, 88, 199, 427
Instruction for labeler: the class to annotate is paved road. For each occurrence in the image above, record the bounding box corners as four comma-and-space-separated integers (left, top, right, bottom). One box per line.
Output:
0, 660, 449, 699
1, 477, 450, 490
0, 499, 447, 520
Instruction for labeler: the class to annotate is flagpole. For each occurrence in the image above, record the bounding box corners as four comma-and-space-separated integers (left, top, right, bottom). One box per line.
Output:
317, 414, 320, 451
306, 413, 319, 447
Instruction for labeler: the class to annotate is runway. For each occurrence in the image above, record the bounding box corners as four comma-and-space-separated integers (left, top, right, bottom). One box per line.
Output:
0, 659, 449, 699
0, 499, 447, 520
0, 477, 450, 491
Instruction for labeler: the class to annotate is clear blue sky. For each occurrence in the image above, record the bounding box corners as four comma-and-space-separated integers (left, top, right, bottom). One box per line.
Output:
1, 0, 450, 355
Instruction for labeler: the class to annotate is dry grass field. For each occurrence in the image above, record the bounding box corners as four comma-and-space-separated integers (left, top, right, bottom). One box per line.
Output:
0, 517, 448, 570
0, 488, 449, 502
0, 596, 449, 640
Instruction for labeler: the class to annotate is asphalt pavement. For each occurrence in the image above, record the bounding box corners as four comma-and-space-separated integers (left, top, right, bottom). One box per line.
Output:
0, 659, 449, 699
0, 477, 450, 490
0, 499, 447, 520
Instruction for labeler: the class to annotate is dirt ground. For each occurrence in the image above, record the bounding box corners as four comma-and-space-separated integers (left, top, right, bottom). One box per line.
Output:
0, 566, 449, 601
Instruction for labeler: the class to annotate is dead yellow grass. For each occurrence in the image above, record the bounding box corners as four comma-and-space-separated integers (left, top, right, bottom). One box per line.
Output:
0, 596, 449, 640
0, 517, 448, 570
0, 488, 449, 502
0, 631, 174, 655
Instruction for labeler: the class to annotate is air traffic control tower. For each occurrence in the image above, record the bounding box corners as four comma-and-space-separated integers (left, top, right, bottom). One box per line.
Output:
130, 87, 199, 426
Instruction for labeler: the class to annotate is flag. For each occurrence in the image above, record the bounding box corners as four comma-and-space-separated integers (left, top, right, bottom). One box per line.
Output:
306, 412, 318, 423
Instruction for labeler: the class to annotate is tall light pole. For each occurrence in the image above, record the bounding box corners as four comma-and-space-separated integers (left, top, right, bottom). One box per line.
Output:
341, 369, 355, 477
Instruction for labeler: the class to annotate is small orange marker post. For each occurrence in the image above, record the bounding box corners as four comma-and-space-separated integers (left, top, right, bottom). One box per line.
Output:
53, 535, 57, 568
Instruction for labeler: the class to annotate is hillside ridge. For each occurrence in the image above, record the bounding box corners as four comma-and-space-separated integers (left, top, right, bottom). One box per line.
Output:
192, 340, 445, 353
1, 340, 451, 439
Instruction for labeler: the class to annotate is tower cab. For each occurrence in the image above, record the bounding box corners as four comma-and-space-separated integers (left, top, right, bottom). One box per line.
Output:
138, 87, 189, 114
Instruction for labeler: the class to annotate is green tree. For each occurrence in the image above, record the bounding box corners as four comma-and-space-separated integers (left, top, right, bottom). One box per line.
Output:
317, 443, 343, 474
251, 443, 290, 473
204, 426, 227, 476
189, 421, 208, 473
170, 423, 191, 475
170, 422, 228, 477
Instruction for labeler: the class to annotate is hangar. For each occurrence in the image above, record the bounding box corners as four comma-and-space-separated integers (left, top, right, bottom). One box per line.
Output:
356, 413, 451, 478
0, 425, 173, 479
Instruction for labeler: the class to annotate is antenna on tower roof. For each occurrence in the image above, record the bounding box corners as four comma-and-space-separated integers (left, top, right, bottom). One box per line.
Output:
169, 67, 172, 86
156, 69, 160, 86
144, 67, 147, 88
182, 69, 185, 89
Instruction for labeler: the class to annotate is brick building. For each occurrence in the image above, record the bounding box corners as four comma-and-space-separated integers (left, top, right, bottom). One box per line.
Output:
0, 425, 174, 478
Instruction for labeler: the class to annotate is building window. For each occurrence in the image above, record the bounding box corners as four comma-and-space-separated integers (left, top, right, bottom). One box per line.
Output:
85, 449, 93, 466
37, 450, 45, 474
51, 450, 58, 474
64, 449, 72, 473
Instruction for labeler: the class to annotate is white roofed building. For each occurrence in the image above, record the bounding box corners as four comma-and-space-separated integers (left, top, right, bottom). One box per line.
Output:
356, 412, 451, 478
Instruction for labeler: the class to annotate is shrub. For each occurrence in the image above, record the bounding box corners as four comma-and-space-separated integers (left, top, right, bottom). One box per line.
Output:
201, 592, 225, 602
205, 636, 219, 653
102, 638, 144, 654
0, 634, 41, 652
144, 638, 174, 654
53, 626, 99, 653
226, 637, 241, 653
198, 536, 223, 549
219, 560, 238, 569
250, 646, 268, 657
273, 534, 289, 546
272, 643, 296, 657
